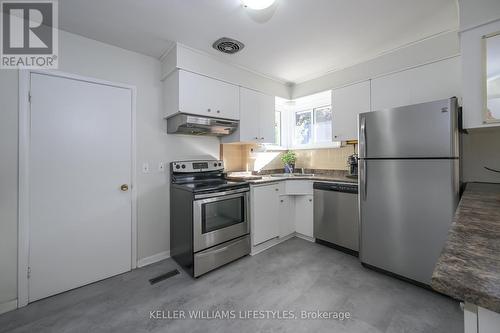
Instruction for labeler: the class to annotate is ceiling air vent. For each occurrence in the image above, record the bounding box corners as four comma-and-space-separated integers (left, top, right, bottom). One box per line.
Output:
212, 37, 245, 54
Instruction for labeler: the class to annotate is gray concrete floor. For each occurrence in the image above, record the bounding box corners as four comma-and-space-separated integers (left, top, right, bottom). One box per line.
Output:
0, 238, 463, 333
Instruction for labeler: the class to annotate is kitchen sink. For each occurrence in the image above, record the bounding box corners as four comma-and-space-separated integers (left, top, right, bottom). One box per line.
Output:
269, 173, 315, 177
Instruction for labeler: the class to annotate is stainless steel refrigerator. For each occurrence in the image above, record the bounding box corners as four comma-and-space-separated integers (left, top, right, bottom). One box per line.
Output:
358, 97, 460, 286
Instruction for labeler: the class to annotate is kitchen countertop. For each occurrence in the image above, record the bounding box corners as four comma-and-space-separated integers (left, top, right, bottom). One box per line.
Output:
431, 182, 500, 313
226, 171, 358, 185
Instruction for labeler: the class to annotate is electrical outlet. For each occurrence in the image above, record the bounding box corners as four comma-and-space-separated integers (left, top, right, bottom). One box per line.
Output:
158, 162, 165, 172
142, 162, 150, 174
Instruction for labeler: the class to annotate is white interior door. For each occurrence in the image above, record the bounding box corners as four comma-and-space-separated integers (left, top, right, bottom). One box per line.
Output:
28, 73, 133, 302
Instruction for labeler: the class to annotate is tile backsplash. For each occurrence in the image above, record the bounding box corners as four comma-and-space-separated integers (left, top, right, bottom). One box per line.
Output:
221, 144, 357, 172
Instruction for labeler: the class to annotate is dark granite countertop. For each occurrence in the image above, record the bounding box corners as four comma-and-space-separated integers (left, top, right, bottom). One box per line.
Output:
245, 175, 357, 185
226, 169, 358, 185
431, 182, 500, 313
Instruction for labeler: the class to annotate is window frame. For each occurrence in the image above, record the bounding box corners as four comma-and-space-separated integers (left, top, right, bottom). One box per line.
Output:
270, 92, 340, 150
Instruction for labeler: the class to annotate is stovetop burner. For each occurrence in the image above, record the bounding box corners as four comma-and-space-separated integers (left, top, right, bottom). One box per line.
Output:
173, 179, 249, 193
170, 160, 249, 194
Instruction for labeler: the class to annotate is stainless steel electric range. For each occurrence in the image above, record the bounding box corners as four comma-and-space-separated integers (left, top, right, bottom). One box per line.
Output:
170, 160, 250, 277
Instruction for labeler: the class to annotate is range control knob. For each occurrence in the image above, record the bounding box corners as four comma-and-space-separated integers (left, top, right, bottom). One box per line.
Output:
218, 162, 222, 166
181, 164, 186, 169
214, 163, 218, 167
175, 164, 180, 169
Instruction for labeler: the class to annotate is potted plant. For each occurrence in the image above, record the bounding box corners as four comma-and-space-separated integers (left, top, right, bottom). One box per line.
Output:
281, 150, 297, 173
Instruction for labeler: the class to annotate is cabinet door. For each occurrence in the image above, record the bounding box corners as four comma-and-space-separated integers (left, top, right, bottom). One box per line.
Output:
279, 196, 294, 238
251, 184, 280, 245
295, 195, 314, 238
239, 87, 262, 141
332, 81, 371, 141
371, 57, 461, 112
178, 70, 239, 119
258, 92, 276, 144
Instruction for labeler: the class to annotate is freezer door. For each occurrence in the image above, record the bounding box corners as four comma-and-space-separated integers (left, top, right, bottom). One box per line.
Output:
358, 98, 459, 159
359, 159, 459, 285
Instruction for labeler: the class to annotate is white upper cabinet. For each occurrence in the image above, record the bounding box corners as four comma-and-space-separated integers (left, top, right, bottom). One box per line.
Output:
331, 81, 371, 141
164, 69, 239, 120
222, 87, 275, 143
371, 57, 461, 112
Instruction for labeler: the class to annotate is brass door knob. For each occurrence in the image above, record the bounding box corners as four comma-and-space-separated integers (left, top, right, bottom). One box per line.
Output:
120, 184, 129, 192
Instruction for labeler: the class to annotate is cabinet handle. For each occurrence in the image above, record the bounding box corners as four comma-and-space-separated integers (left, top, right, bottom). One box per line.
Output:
309, 199, 312, 202
275, 188, 279, 191
254, 136, 259, 140
207, 108, 211, 112
280, 200, 284, 202
217, 110, 220, 113
260, 137, 264, 140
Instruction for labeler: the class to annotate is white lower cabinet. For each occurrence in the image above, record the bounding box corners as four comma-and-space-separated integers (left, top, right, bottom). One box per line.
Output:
464, 303, 500, 333
295, 195, 314, 238
279, 195, 294, 238
251, 182, 315, 249
251, 183, 281, 246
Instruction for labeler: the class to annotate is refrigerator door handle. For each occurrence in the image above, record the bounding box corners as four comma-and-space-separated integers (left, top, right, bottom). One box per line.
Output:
359, 159, 368, 201
360, 116, 367, 158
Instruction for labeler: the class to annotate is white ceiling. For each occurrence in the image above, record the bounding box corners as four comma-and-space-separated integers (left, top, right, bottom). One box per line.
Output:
60, 0, 459, 84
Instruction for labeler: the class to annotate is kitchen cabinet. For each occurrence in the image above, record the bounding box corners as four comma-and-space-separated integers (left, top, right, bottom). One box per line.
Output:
222, 87, 275, 143
295, 195, 314, 238
331, 80, 371, 141
251, 183, 282, 246
164, 69, 239, 120
371, 57, 461, 112
464, 303, 500, 333
285, 180, 313, 195
279, 195, 294, 238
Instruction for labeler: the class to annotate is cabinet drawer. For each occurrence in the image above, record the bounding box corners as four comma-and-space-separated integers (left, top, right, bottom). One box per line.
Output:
285, 180, 313, 195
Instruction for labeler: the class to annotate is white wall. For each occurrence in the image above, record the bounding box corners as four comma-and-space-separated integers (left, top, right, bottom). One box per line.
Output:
0, 69, 19, 308
291, 31, 460, 99
459, 0, 500, 31
0, 31, 220, 309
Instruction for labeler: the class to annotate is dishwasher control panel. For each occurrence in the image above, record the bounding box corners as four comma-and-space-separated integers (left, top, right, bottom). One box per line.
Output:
313, 182, 358, 194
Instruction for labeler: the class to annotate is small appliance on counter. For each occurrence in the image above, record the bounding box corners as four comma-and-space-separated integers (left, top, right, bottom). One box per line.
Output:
347, 153, 358, 178
170, 160, 250, 277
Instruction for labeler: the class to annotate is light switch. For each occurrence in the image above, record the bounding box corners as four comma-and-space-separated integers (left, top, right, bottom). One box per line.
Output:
142, 162, 150, 174
158, 162, 165, 172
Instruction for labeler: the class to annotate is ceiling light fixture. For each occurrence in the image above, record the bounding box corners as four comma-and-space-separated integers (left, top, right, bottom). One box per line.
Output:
241, 0, 276, 10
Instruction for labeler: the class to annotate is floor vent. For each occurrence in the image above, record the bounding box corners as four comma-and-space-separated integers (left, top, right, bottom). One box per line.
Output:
149, 269, 180, 285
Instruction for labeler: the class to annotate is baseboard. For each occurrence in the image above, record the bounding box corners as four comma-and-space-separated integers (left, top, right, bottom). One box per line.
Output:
250, 233, 295, 256
137, 251, 170, 268
294, 232, 315, 243
0, 299, 18, 315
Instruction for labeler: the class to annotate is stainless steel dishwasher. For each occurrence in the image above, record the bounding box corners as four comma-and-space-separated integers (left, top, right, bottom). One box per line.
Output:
313, 182, 359, 256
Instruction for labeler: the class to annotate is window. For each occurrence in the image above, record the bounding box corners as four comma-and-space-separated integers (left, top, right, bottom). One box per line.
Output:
292, 106, 332, 146
272, 91, 336, 149
291, 90, 332, 147
313, 106, 332, 142
294, 110, 312, 145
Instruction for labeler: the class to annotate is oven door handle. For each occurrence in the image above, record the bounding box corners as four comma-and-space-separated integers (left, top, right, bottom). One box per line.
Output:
194, 187, 249, 200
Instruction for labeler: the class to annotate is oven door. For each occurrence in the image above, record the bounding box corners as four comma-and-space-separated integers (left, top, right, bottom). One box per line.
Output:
193, 188, 250, 252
